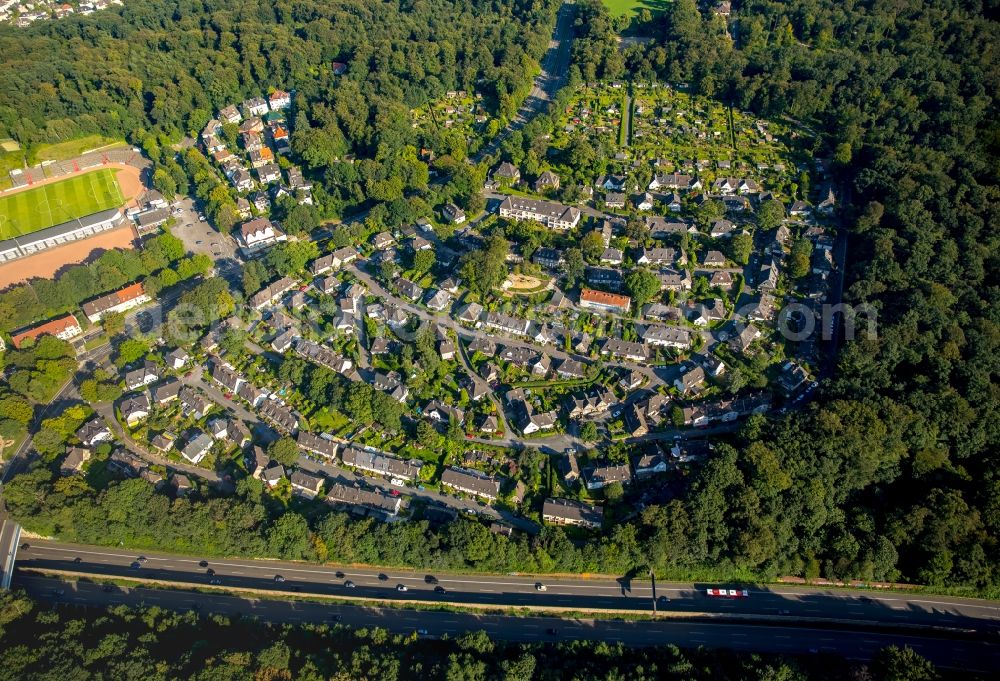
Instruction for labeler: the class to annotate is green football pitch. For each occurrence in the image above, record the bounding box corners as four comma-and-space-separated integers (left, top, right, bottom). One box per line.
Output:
0, 168, 125, 239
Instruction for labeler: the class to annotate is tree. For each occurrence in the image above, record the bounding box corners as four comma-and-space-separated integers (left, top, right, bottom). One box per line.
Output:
101, 311, 125, 337
242, 260, 269, 294
728, 232, 753, 265
460, 235, 509, 297
115, 339, 149, 367
267, 437, 299, 466
412, 247, 436, 275
604, 481, 624, 502
579, 421, 599, 442
788, 238, 812, 279
562, 248, 585, 289
265, 241, 319, 276
625, 269, 660, 308
152, 168, 177, 198
580, 230, 605, 262
757, 199, 785, 231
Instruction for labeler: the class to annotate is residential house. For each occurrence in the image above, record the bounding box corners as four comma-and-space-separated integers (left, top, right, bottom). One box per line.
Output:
638, 247, 684, 267
263, 462, 286, 487
442, 203, 466, 224
560, 451, 581, 484
601, 338, 650, 362
259, 399, 298, 433
533, 170, 560, 192
484, 311, 531, 337
702, 250, 727, 267
268, 89, 291, 110
634, 452, 668, 478
729, 323, 762, 354
492, 162, 521, 184
171, 474, 193, 496
120, 393, 151, 426
247, 446, 269, 479
242, 96, 269, 117
151, 378, 181, 405
82, 282, 149, 323
634, 192, 655, 211
656, 269, 692, 292
603, 192, 626, 209
600, 247, 623, 265
457, 302, 484, 325
441, 467, 502, 501
238, 217, 286, 253
166, 348, 189, 369
643, 303, 683, 323
533, 247, 563, 269
579, 288, 631, 314
710, 219, 736, 239
341, 447, 421, 480
641, 324, 691, 348
181, 432, 213, 464
542, 498, 603, 530
10, 314, 82, 348
125, 359, 159, 391
290, 470, 325, 499
586, 266, 624, 291
674, 364, 706, 394
498, 196, 581, 230
425, 289, 452, 312
151, 432, 175, 452
220, 105, 242, 124
326, 481, 402, 517
178, 386, 212, 419
708, 270, 734, 290
556, 358, 587, 380
583, 463, 633, 490
60, 447, 91, 476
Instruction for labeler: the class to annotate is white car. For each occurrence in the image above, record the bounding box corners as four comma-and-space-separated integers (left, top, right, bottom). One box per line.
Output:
390, 478, 404, 486
535, 583, 547, 592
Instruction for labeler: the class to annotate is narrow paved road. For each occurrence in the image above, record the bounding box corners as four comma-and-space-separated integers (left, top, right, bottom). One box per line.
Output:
475, 2, 577, 161
18, 573, 1000, 671
16, 539, 1000, 636
17, 574, 999, 671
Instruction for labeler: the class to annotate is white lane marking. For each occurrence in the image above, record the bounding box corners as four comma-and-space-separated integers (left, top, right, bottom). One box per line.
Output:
30, 545, 1000, 614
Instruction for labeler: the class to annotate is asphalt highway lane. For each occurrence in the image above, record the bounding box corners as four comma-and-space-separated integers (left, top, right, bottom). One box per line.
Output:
15, 539, 1000, 636
15, 574, 1000, 672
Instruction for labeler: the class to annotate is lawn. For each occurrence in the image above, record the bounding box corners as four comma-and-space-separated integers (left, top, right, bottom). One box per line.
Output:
602, 0, 669, 19
0, 168, 125, 238
32, 134, 126, 163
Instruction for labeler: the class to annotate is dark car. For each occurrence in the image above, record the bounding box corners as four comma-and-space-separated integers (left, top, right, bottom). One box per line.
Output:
137, 556, 148, 563
129, 561, 141, 570
344, 580, 356, 588
199, 560, 209, 568
206, 568, 215, 576
274, 575, 285, 583
425, 575, 439, 585
19, 543, 29, 550
73, 556, 82, 563
335, 571, 345, 579
378, 573, 388, 581
434, 585, 447, 594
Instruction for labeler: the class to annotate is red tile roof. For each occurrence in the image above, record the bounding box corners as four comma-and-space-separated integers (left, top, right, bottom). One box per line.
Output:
11, 314, 81, 348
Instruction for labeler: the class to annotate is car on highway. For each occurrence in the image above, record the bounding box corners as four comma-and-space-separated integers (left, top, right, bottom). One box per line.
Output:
425, 575, 438, 584
19, 543, 29, 550
378, 573, 389, 581
199, 560, 209, 568
206, 568, 215, 576
137, 556, 148, 563
274, 575, 285, 583
396, 584, 408, 592
434, 586, 447, 594
344, 580, 356, 588
416, 629, 429, 635
658, 595, 670, 603
73, 556, 82, 563
706, 588, 749, 598
129, 561, 141, 570
335, 571, 345, 578
535, 583, 547, 591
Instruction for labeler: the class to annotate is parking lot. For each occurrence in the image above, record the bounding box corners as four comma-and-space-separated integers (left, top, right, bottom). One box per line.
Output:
170, 196, 244, 286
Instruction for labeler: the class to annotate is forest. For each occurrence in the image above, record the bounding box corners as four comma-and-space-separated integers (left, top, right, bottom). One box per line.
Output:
0, 589, 944, 681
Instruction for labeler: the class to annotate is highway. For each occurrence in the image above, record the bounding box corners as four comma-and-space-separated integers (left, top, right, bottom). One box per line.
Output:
14, 539, 1000, 636
14, 572, 1000, 672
